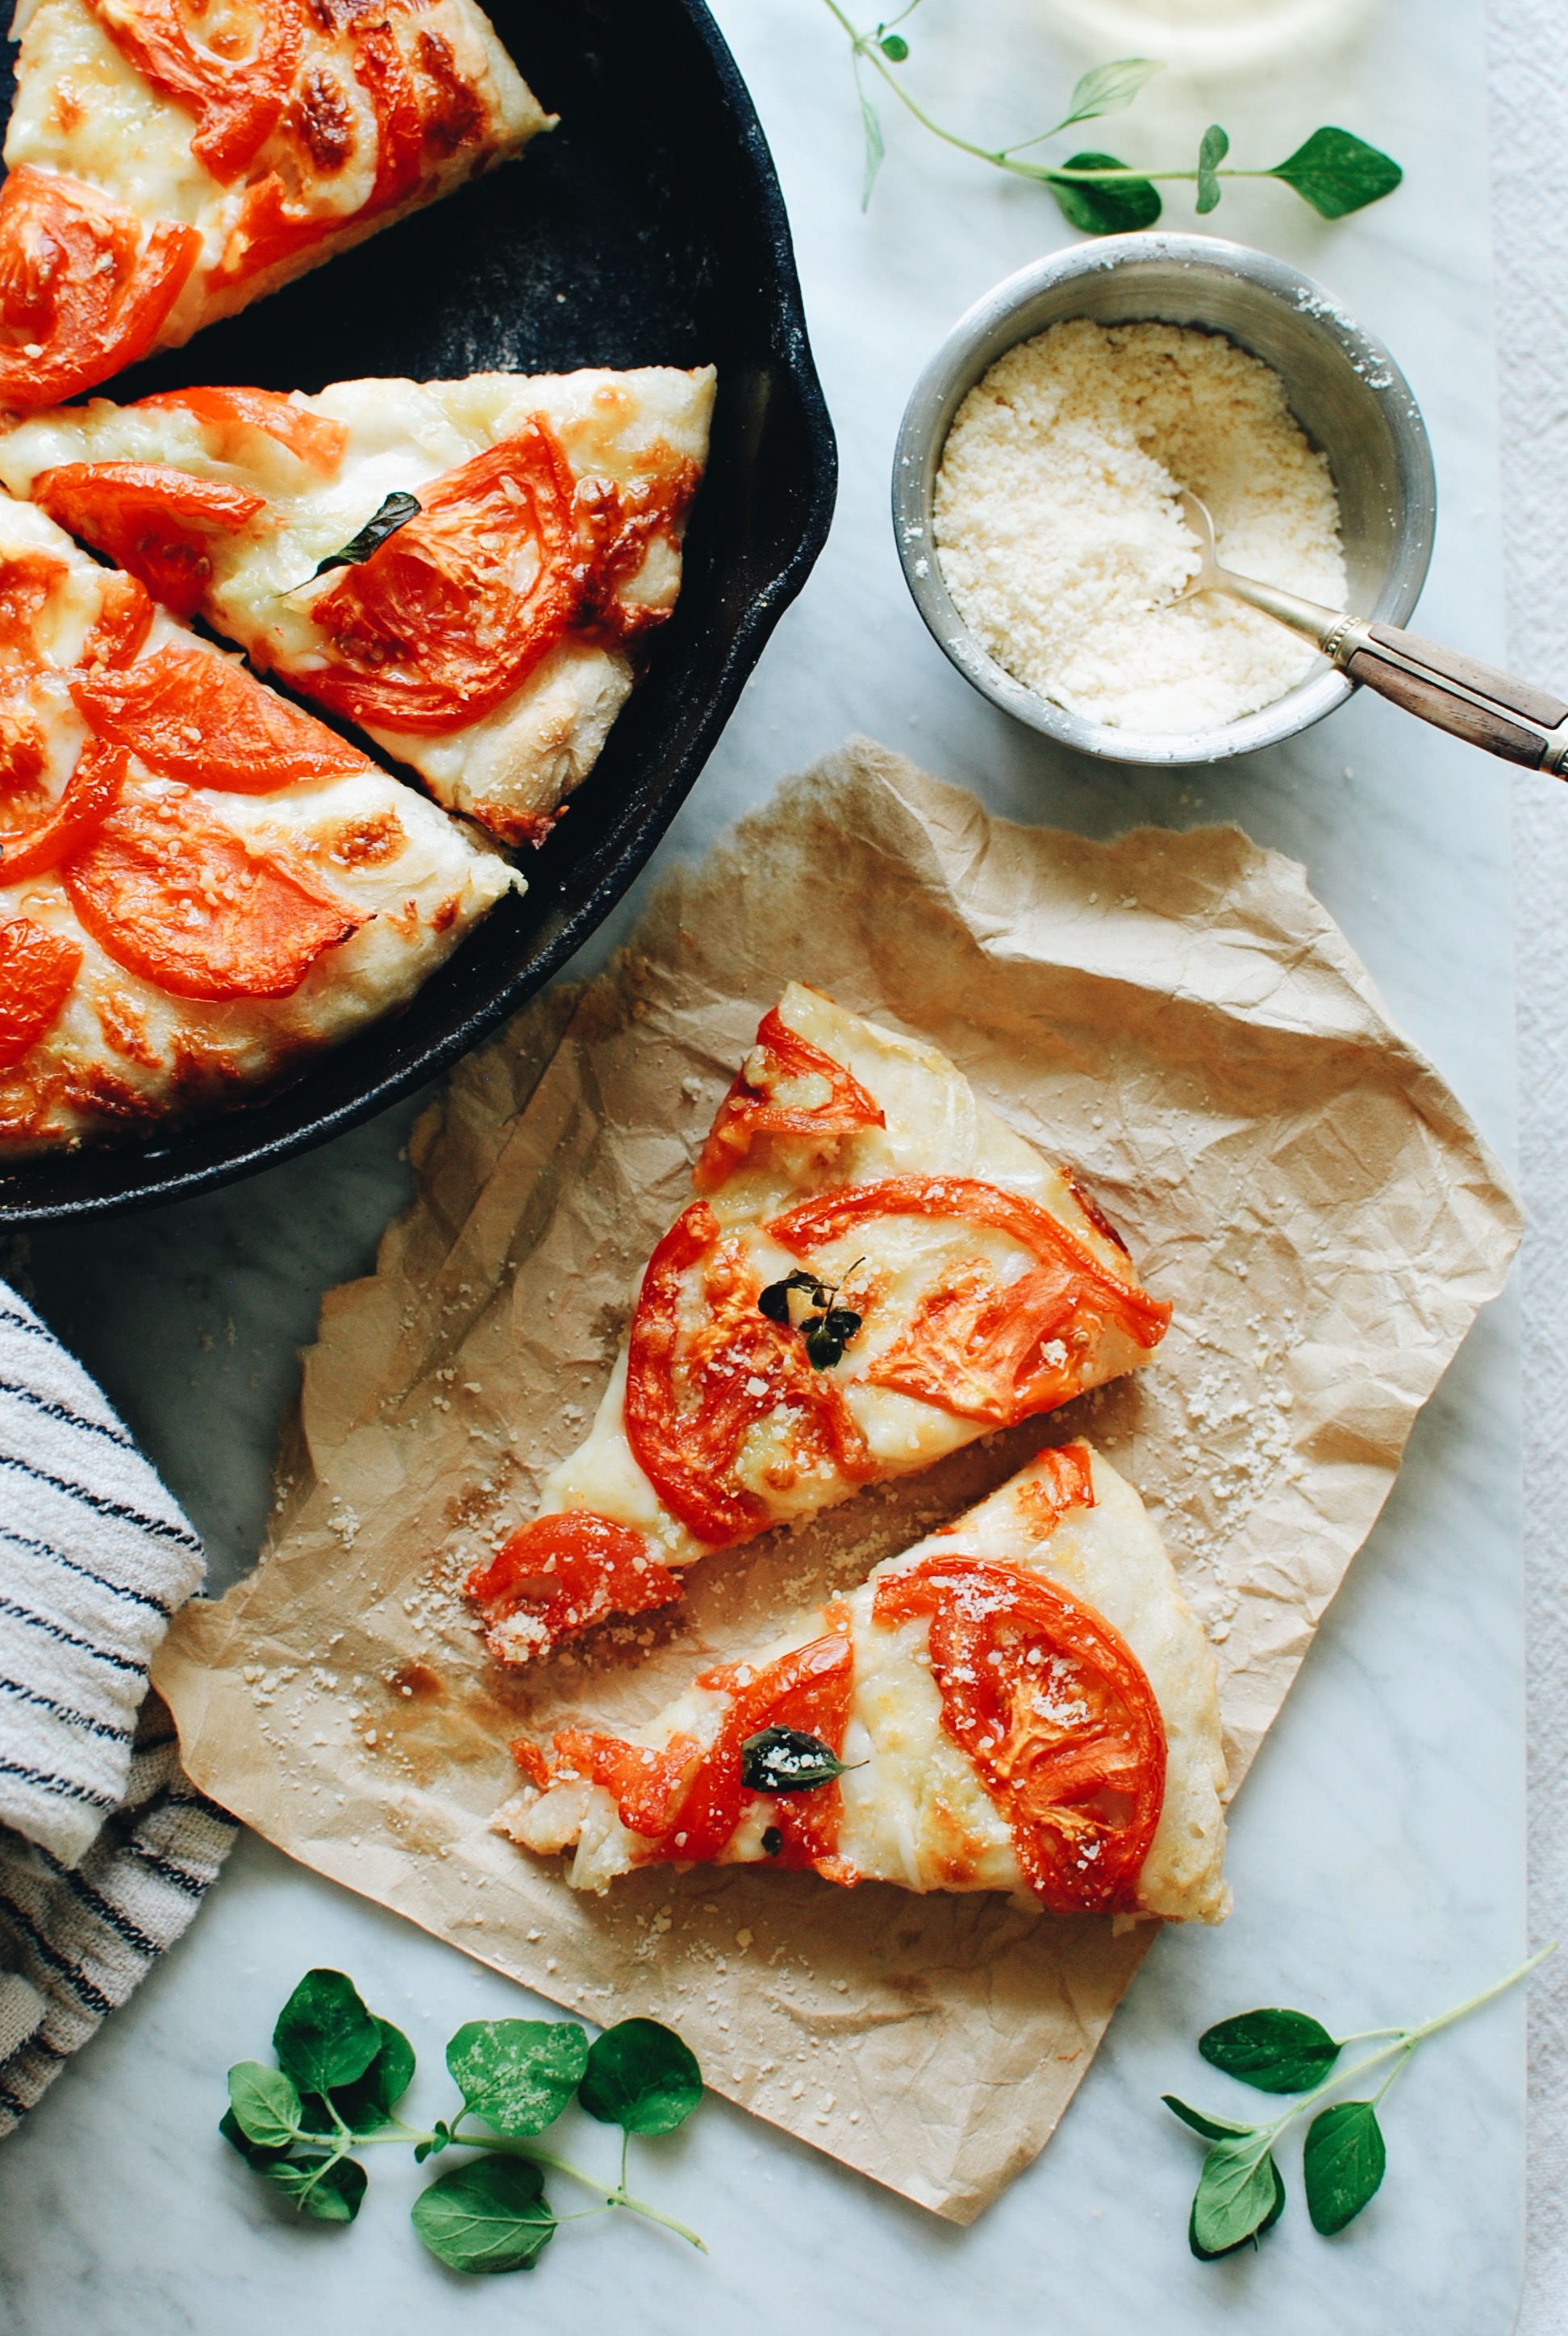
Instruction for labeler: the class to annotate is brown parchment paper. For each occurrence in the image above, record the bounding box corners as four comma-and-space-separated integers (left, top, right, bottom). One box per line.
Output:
155, 740, 1523, 2223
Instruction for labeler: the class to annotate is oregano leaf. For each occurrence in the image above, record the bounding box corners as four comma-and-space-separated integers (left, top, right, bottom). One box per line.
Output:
446, 2019, 589, 2138
1191, 2131, 1283, 2255
227, 2062, 303, 2151
307, 491, 421, 582
1047, 154, 1161, 236
1199, 2007, 1341, 2093
1062, 57, 1163, 127
411, 2155, 556, 2274
1191, 2152, 1286, 2259
579, 2018, 703, 2134
1268, 126, 1403, 219
263, 2154, 368, 2224
740, 1725, 859, 1794
878, 31, 908, 60
219, 2104, 292, 2167
1162, 2093, 1257, 2143
1303, 2100, 1387, 2234
1196, 123, 1228, 215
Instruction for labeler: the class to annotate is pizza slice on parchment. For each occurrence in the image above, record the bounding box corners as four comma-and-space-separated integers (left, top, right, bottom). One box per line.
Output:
501, 1440, 1230, 1924
461, 982, 1172, 1664
0, 365, 715, 844
0, 493, 516, 1151
0, 0, 546, 406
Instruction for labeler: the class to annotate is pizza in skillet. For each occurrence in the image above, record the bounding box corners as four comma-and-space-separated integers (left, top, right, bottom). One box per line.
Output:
0, 493, 515, 1150
0, 365, 715, 843
464, 983, 1172, 1664
500, 1440, 1230, 1922
0, 0, 547, 407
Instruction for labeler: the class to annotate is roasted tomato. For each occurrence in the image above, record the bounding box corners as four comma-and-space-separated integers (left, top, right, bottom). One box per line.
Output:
873, 1551, 1164, 1913
0, 169, 200, 409
62, 792, 365, 1000
298, 420, 584, 734
79, 571, 156, 672
0, 740, 127, 881
33, 463, 266, 622
624, 1201, 875, 1547
694, 1006, 886, 1191
87, 0, 302, 182
465, 1512, 682, 1658
72, 645, 377, 792
0, 916, 82, 1074
767, 1174, 1170, 1427
543, 1612, 855, 1869
132, 386, 347, 473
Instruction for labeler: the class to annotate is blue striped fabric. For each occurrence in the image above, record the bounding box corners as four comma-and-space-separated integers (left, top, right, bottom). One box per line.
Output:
0, 1283, 237, 2132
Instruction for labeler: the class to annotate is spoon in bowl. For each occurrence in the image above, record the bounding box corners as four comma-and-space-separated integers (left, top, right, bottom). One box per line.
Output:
1177, 488, 1568, 775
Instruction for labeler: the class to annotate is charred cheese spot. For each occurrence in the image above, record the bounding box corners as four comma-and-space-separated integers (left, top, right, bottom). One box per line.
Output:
93, 983, 160, 1069
294, 63, 356, 173
319, 807, 406, 867
415, 30, 486, 158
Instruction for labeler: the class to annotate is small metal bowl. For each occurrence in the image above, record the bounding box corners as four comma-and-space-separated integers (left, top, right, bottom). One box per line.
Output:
891, 232, 1436, 765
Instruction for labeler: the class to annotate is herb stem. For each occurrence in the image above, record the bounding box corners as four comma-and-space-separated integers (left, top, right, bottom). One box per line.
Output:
434, 2124, 707, 2251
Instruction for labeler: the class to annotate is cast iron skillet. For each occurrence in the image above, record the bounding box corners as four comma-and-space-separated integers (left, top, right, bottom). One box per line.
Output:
0, 0, 836, 1220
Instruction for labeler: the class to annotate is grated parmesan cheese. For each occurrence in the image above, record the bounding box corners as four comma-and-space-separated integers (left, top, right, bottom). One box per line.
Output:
932, 317, 1347, 733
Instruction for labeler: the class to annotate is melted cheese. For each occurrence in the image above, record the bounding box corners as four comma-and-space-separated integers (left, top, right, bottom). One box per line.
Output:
5, 0, 546, 342
499, 1443, 1232, 1924
0, 366, 716, 840
529, 981, 1161, 1591
0, 495, 519, 1152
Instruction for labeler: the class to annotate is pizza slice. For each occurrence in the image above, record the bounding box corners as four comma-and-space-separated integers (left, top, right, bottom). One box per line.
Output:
500, 1441, 1230, 1922
463, 982, 1171, 1663
0, 0, 547, 405
0, 365, 715, 844
0, 493, 516, 1151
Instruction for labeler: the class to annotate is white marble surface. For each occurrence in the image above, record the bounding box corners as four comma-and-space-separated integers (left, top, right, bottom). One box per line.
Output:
0, 0, 1537, 2330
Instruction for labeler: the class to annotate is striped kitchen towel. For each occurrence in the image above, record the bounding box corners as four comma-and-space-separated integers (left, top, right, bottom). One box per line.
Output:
0, 1283, 237, 2135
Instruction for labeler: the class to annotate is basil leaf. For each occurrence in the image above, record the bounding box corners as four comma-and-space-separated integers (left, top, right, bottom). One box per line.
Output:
1047, 154, 1161, 236
579, 2018, 703, 2134
1191, 2132, 1283, 2255
1162, 2093, 1257, 2142
326, 2017, 417, 2133
307, 490, 422, 582
1268, 127, 1403, 219
804, 1320, 851, 1368
219, 2104, 292, 2167
411, 2155, 556, 2274
741, 1725, 856, 1795
446, 2019, 589, 2138
273, 1970, 382, 2098
263, 2153, 368, 2224
1303, 2100, 1387, 2234
1196, 123, 1228, 215
1190, 2150, 1285, 2259
227, 2061, 303, 2151
1061, 58, 1163, 127
1199, 2007, 1340, 2093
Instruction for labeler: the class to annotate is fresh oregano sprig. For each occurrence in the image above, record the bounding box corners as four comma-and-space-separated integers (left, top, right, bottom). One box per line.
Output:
1166, 1944, 1555, 2258
223, 1970, 706, 2270
820, 2, 1402, 229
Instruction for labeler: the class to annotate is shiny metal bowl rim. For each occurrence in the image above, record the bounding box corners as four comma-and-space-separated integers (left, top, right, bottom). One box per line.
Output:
890, 231, 1437, 767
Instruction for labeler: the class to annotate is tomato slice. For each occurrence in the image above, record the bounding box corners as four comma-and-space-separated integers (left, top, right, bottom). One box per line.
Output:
465, 1512, 682, 1658
72, 645, 377, 793
694, 1006, 886, 1191
543, 1614, 855, 1869
0, 917, 81, 1075
33, 463, 266, 622
0, 169, 200, 409
873, 1547, 1165, 1913
132, 387, 347, 474
86, 0, 302, 182
297, 420, 585, 736
0, 740, 126, 882
624, 1202, 875, 1547
79, 571, 156, 672
766, 1174, 1170, 1426
62, 793, 365, 1000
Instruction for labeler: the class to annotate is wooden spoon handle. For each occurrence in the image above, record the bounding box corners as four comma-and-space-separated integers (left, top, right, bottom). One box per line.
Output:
1344, 623, 1568, 769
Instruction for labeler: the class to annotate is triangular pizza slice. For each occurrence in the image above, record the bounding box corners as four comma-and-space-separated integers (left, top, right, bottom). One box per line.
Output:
463, 982, 1171, 1663
501, 1441, 1230, 1923
0, 0, 546, 404
0, 494, 515, 1150
0, 365, 715, 843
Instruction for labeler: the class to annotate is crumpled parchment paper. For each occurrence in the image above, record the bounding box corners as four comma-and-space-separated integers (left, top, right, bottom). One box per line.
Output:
155, 739, 1522, 2222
